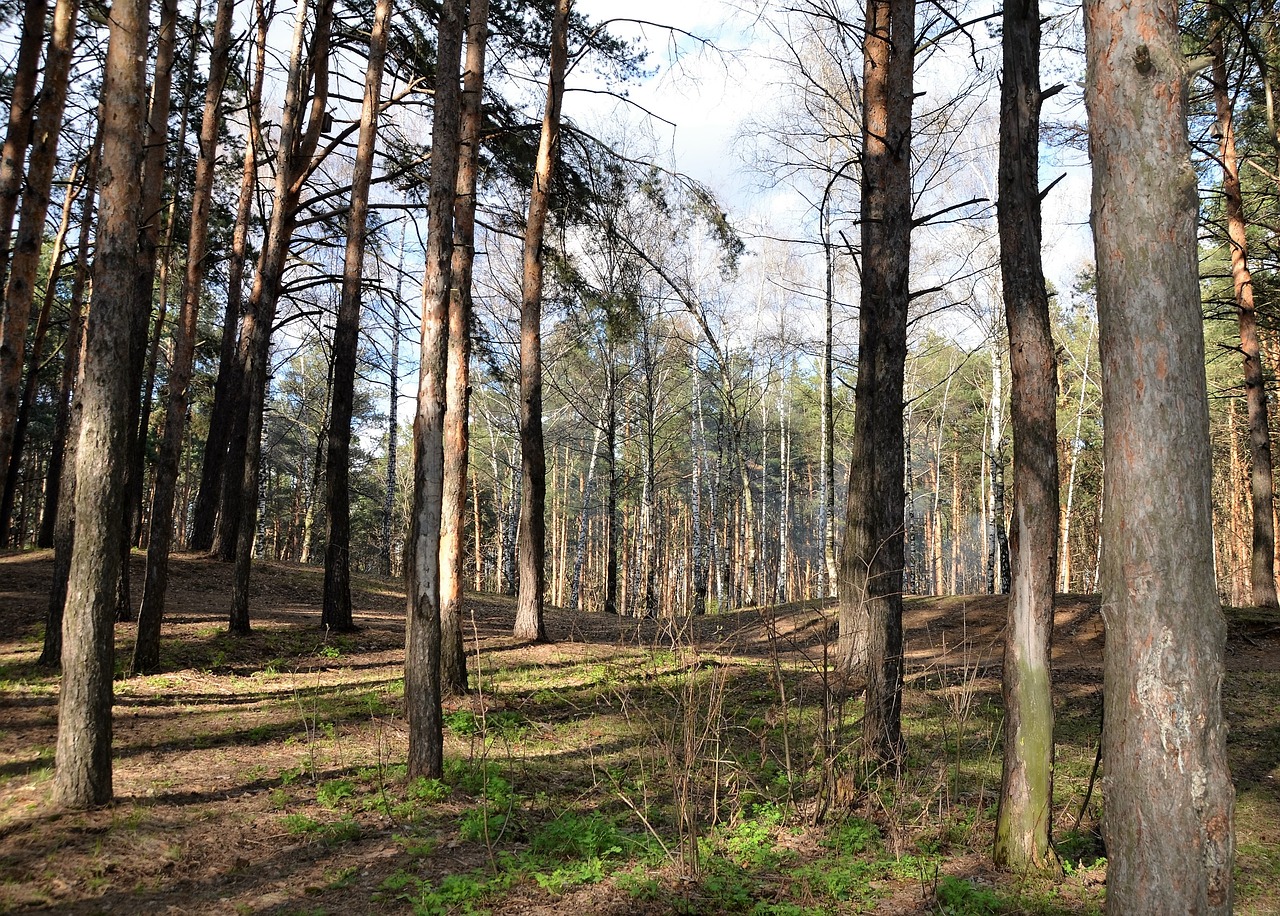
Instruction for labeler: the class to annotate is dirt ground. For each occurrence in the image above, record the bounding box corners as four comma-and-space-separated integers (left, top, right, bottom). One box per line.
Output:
1, 550, 1277, 915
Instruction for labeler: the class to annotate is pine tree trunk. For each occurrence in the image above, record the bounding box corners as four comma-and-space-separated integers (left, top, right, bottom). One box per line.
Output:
514, 0, 570, 642
0, 0, 80, 524
836, 0, 914, 769
1, 163, 80, 539
441, 0, 491, 692
39, 130, 98, 549
1212, 22, 1279, 609
1059, 324, 1094, 593
406, 0, 466, 780
0, 0, 46, 284
993, 0, 1060, 870
1084, 0, 1236, 906
322, 0, 393, 633
189, 0, 267, 553
133, 0, 239, 674
53, 0, 147, 807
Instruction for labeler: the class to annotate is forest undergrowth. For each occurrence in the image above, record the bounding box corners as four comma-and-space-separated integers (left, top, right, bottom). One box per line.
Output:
1, 550, 1277, 915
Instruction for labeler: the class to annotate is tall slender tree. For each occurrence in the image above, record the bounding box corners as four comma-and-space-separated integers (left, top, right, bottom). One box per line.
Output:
133, 0, 239, 674
993, 0, 1060, 871
514, 0, 571, 642
52, 0, 148, 808
406, 0, 467, 780
322, 0, 394, 632
440, 0, 492, 693
0, 0, 46, 285
837, 0, 915, 768
1083, 0, 1236, 907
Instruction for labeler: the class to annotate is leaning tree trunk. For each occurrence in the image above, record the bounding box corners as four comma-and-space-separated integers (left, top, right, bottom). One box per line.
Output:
0, 0, 80, 526
514, 0, 571, 643
993, 0, 1060, 872
1212, 20, 1279, 609
132, 0, 239, 675
38, 129, 98, 550
53, 0, 147, 808
836, 0, 914, 770
322, 0, 394, 633
406, 0, 466, 780
0, 0, 46, 284
1083, 0, 1236, 909
440, 0, 491, 693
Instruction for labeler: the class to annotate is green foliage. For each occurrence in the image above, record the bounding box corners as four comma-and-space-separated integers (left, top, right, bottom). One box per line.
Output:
822, 817, 882, 856
316, 778, 355, 808
933, 876, 1005, 915
529, 811, 623, 863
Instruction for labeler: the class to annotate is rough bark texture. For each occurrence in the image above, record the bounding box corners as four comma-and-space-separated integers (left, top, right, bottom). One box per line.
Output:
322, 0, 393, 634
406, 0, 466, 780
0, 0, 80, 519
514, 0, 570, 643
133, 0, 238, 674
836, 0, 914, 769
53, 0, 147, 807
1212, 24, 1278, 609
1083, 0, 1236, 909
992, 0, 1059, 872
440, 0, 490, 693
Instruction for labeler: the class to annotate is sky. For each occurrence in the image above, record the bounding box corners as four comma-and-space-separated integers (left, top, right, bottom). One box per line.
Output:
570, 0, 1097, 308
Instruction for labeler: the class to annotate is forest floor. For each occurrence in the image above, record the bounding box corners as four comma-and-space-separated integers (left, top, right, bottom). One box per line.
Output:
0, 550, 1278, 915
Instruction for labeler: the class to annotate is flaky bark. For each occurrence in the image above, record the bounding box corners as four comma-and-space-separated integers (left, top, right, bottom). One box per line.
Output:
993, 0, 1059, 872
1083, 0, 1235, 909
53, 0, 147, 808
322, 0, 394, 633
133, 0, 239, 674
406, 0, 466, 779
514, 0, 571, 643
836, 0, 914, 769
440, 0, 491, 693
0, 0, 46, 283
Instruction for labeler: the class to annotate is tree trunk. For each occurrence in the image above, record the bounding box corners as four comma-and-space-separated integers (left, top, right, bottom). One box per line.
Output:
603, 378, 618, 614
1083, 0, 1236, 907
132, 0, 239, 675
189, 0, 267, 553
570, 422, 601, 612
1059, 324, 1094, 593
993, 0, 1060, 871
384, 230, 406, 577
322, 0, 393, 633
1212, 21, 1278, 609
115, 0, 180, 621
227, 0, 333, 631
406, 0, 466, 780
53, 0, 147, 808
836, 0, 914, 770
440, 0, 490, 693
39, 130, 99, 549
514, 0, 570, 642
1, 162, 80, 539
0, 0, 46, 284
0, 0, 80, 523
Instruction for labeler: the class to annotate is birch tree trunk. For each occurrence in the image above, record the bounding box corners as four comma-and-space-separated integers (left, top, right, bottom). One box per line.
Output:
514, 0, 570, 642
1084, 0, 1236, 905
